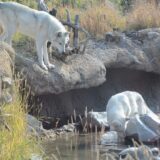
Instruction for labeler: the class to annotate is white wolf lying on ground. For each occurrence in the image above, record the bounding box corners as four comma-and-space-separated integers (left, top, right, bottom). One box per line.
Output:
0, 2, 69, 70
106, 91, 154, 133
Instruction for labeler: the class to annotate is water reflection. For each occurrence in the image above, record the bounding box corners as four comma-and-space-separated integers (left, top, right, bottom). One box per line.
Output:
43, 133, 126, 160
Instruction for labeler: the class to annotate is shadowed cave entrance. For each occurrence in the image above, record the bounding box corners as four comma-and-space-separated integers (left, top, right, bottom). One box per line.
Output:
30, 68, 160, 128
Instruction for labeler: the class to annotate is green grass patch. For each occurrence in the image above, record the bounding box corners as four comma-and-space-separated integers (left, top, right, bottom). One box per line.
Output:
0, 84, 42, 160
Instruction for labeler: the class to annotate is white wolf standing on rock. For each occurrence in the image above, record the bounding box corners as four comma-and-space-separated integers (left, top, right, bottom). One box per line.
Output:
106, 91, 154, 133
0, 2, 69, 70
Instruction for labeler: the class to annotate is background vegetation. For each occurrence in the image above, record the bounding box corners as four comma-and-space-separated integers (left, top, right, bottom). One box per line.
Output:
1, 0, 160, 38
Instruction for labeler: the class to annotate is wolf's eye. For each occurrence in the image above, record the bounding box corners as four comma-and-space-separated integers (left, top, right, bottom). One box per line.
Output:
59, 42, 62, 45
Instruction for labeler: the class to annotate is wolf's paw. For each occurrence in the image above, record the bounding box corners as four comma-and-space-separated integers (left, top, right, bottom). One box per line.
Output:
41, 64, 48, 71
47, 63, 55, 69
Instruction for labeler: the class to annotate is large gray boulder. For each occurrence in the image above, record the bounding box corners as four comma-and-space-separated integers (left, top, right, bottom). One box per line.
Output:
140, 113, 160, 135
87, 28, 160, 74
15, 28, 160, 95
16, 53, 106, 95
125, 114, 160, 143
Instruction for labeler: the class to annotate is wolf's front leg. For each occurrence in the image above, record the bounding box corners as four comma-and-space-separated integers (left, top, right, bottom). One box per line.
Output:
36, 39, 48, 71
43, 43, 55, 69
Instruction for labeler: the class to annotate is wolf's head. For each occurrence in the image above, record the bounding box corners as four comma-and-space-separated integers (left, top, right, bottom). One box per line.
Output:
52, 31, 70, 54
110, 118, 127, 133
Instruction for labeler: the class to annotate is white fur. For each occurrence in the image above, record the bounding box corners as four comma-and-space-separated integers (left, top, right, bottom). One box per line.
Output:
0, 2, 69, 70
106, 91, 152, 132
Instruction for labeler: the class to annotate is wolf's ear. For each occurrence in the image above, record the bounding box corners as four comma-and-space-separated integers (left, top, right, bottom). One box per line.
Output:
57, 31, 62, 38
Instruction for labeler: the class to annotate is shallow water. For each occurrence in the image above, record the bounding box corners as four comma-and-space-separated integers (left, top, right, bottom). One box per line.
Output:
43, 133, 127, 160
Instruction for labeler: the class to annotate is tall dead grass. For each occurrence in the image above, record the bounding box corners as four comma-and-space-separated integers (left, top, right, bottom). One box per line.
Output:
126, 2, 160, 30
5, 0, 160, 39
57, 4, 126, 38
80, 5, 126, 37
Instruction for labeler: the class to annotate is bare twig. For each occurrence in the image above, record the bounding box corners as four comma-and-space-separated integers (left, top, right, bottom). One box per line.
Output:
49, 8, 91, 55
66, 9, 71, 32
73, 15, 79, 48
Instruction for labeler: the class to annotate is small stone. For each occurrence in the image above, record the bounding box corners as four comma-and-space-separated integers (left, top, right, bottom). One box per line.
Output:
100, 131, 124, 145
82, 111, 109, 128
30, 154, 43, 160
2, 77, 12, 89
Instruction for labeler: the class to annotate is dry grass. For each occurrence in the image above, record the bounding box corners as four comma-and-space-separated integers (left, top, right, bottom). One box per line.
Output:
56, 4, 126, 38
2, 0, 160, 37
56, 1, 160, 37
126, 2, 160, 30
80, 5, 126, 37
4, 1, 160, 44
